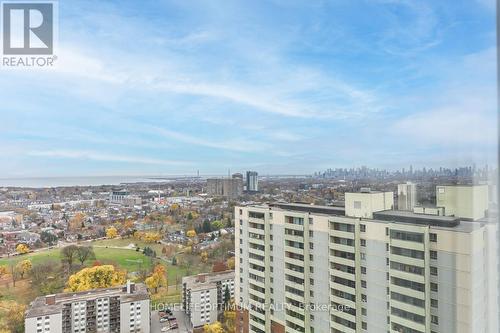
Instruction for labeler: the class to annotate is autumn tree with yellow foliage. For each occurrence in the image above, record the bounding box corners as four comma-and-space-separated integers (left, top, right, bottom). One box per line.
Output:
0, 300, 26, 333
203, 321, 225, 333
15, 259, 32, 279
226, 257, 235, 270
106, 226, 118, 238
15, 243, 29, 254
145, 264, 168, 293
186, 229, 197, 238
133, 231, 161, 243
0, 266, 7, 278
65, 265, 126, 292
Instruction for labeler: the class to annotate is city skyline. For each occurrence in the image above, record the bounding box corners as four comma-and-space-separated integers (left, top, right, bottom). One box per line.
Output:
0, 0, 496, 177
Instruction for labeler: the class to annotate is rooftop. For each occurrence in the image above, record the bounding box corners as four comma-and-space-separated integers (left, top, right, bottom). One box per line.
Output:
182, 270, 234, 290
373, 210, 460, 227
25, 283, 149, 318
269, 202, 345, 216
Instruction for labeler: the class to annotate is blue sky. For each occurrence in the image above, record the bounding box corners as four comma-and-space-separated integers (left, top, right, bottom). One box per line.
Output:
0, 0, 497, 177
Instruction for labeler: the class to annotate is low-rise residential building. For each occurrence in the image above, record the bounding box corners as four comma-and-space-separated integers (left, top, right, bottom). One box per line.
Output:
25, 281, 150, 333
182, 270, 235, 329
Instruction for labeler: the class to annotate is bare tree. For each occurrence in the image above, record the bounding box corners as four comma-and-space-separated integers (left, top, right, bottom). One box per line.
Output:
76, 246, 95, 265
60, 245, 79, 267
9, 260, 18, 287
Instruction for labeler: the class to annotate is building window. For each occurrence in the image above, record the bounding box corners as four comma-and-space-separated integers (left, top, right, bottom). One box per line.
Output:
431, 299, 438, 308
360, 239, 366, 247
360, 224, 366, 232
430, 250, 437, 259
431, 315, 439, 325
430, 266, 438, 276
430, 233, 437, 242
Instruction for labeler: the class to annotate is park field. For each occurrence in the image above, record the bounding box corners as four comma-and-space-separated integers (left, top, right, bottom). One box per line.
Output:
0, 239, 200, 285
0, 247, 153, 272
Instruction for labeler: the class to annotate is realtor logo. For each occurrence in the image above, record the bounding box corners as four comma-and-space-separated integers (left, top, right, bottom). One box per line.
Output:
1, 1, 57, 67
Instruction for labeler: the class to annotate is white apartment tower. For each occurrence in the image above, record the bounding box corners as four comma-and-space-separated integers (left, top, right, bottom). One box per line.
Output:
246, 171, 259, 192
182, 270, 235, 329
398, 182, 417, 211
25, 282, 150, 333
235, 185, 498, 333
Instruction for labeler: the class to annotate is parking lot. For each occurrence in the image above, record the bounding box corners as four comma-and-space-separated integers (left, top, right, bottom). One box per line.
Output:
151, 309, 191, 332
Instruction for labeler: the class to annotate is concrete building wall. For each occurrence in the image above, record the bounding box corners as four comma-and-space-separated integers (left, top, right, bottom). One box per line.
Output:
345, 191, 394, 218
120, 299, 150, 333
436, 185, 488, 220
25, 313, 63, 333
189, 288, 218, 327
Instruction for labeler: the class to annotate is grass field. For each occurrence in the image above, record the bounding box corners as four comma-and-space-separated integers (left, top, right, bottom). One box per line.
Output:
0, 239, 203, 285
91, 238, 166, 254
0, 238, 210, 308
0, 247, 154, 272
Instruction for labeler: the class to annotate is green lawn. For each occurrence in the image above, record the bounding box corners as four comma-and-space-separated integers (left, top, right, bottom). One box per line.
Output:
0, 247, 154, 272
91, 238, 165, 255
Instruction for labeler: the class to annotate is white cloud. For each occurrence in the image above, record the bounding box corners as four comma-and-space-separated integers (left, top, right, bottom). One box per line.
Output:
148, 126, 272, 152
393, 105, 496, 145
28, 150, 191, 166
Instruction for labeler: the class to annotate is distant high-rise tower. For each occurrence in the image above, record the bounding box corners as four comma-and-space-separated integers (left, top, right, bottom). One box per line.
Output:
397, 181, 417, 211
246, 171, 258, 192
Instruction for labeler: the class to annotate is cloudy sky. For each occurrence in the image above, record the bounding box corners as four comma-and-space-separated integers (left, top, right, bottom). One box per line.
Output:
0, 0, 496, 177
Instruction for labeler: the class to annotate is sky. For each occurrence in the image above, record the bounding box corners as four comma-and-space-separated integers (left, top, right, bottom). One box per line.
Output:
0, 0, 497, 177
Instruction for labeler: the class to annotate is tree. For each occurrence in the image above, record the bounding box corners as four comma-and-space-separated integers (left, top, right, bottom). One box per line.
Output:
145, 264, 168, 293
211, 220, 224, 230
171, 256, 177, 266
30, 261, 63, 295
0, 265, 8, 278
15, 243, 29, 254
66, 265, 126, 292
8, 261, 18, 287
226, 257, 235, 270
40, 231, 58, 246
0, 301, 26, 333
61, 245, 79, 267
203, 321, 225, 333
222, 299, 236, 332
223, 285, 231, 306
200, 251, 208, 263
106, 226, 118, 238
186, 229, 197, 238
69, 212, 86, 231
134, 231, 161, 243
143, 247, 156, 258
202, 220, 212, 233
15, 259, 32, 279
76, 246, 95, 265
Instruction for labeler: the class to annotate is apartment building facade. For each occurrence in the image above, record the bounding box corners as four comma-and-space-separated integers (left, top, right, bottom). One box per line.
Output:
25, 282, 150, 333
235, 187, 498, 333
398, 182, 417, 211
182, 270, 235, 329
